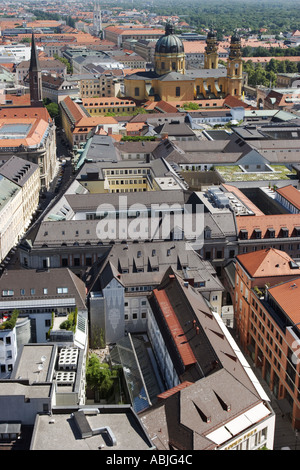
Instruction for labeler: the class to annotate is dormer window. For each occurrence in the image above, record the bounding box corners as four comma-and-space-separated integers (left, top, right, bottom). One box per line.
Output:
268, 228, 275, 238
254, 229, 261, 239
204, 227, 211, 239
240, 229, 248, 240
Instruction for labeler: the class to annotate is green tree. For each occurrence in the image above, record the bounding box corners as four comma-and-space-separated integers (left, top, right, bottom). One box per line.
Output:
53, 54, 73, 74
86, 354, 119, 399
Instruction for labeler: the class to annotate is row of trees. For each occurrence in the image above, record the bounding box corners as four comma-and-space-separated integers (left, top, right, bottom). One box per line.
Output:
242, 45, 300, 58
243, 59, 300, 87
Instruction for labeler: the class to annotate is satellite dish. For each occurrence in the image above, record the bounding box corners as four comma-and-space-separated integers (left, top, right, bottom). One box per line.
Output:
41, 356, 46, 363
38, 364, 43, 371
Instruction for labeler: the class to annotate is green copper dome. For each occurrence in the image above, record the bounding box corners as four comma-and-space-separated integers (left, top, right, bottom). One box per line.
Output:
155, 22, 184, 54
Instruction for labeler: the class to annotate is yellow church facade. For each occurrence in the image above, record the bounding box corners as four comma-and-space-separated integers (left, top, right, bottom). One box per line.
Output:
124, 24, 243, 103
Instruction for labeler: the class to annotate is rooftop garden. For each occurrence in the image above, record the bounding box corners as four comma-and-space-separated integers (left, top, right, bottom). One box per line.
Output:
0, 310, 20, 330
215, 165, 297, 182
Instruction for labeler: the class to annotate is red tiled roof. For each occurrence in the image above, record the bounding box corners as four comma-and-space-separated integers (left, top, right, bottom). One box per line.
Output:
153, 288, 197, 368
269, 278, 300, 326
157, 381, 193, 400
236, 213, 300, 240
62, 96, 87, 123
236, 247, 300, 278
223, 95, 255, 109
276, 185, 300, 210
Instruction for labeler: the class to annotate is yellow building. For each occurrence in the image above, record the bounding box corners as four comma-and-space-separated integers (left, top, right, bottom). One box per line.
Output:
124, 24, 243, 102
82, 97, 136, 115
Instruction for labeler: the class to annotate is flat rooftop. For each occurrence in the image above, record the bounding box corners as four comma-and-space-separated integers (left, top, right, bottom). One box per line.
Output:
30, 407, 154, 450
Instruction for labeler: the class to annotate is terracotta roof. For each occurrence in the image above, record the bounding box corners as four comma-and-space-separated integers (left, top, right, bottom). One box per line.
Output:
105, 26, 164, 35
153, 288, 197, 368
183, 41, 228, 54
236, 247, 300, 278
75, 116, 118, 126
268, 278, 300, 326
143, 100, 179, 113
265, 90, 300, 108
276, 185, 300, 210
0, 117, 49, 148
0, 106, 51, 121
157, 381, 193, 400
125, 122, 145, 132
61, 96, 87, 124
236, 213, 300, 239
223, 95, 254, 109
0, 93, 31, 107
110, 134, 123, 142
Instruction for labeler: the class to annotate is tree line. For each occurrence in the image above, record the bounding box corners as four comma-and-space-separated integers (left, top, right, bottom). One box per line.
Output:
243, 58, 300, 87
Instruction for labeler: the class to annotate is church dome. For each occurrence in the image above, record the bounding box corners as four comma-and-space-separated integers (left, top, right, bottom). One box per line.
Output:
155, 22, 184, 54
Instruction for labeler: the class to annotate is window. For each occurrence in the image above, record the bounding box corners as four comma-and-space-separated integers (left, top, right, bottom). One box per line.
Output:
2, 290, 14, 297
176, 86, 180, 97
57, 287, 68, 294
43, 288, 48, 295
134, 87, 140, 97
30, 289, 35, 295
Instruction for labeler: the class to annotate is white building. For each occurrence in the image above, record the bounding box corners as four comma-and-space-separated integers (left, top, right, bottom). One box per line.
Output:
0, 268, 88, 378
0, 175, 23, 264
0, 43, 31, 64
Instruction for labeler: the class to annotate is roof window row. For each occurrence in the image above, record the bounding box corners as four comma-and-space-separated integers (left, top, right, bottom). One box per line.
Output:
239, 226, 300, 240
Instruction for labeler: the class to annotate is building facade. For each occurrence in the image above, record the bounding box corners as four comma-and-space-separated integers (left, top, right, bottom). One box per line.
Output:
233, 248, 300, 429
124, 24, 243, 102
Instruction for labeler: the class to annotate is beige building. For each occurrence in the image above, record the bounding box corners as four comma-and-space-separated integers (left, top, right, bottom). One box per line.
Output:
104, 25, 164, 48
0, 156, 40, 263
0, 176, 23, 263
82, 96, 136, 116
16, 58, 67, 84
79, 72, 121, 99
0, 155, 40, 232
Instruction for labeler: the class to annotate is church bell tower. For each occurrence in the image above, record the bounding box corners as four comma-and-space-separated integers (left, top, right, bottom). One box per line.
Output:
93, 0, 102, 37
226, 31, 243, 98
29, 33, 43, 107
204, 28, 219, 69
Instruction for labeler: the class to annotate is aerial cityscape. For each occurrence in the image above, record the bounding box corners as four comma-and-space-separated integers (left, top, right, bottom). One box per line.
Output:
0, 0, 300, 453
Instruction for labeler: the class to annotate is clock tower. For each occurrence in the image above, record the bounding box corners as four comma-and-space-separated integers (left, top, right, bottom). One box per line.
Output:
226, 31, 243, 98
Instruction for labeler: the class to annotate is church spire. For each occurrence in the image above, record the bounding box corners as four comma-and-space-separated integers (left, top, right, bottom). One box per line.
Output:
29, 33, 43, 107
29, 32, 40, 72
